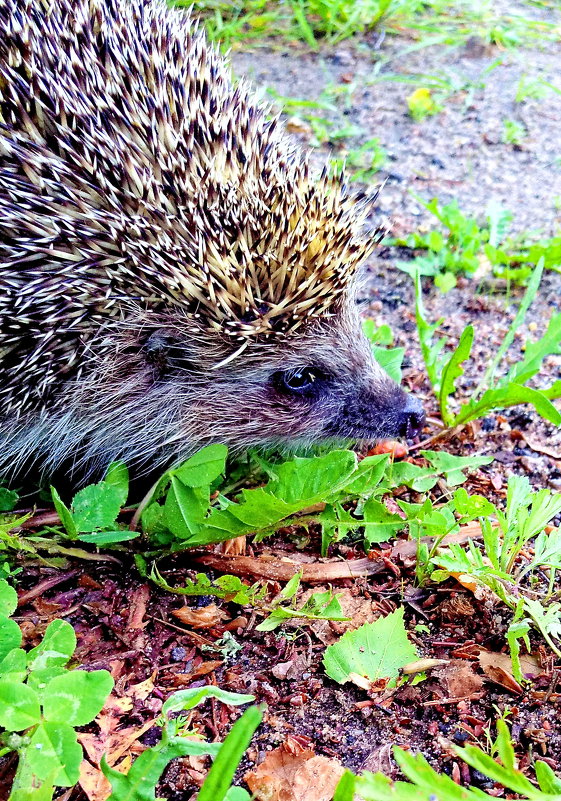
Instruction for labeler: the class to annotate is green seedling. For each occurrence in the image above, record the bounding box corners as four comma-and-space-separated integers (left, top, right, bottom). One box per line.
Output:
393, 195, 561, 286
406, 87, 442, 120
0, 579, 114, 800
415, 262, 561, 427
502, 118, 526, 146
102, 685, 260, 801
256, 571, 348, 631
335, 719, 561, 801
51, 461, 137, 545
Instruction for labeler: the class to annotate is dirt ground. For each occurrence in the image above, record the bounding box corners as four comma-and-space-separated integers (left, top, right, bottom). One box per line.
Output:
3, 6, 561, 799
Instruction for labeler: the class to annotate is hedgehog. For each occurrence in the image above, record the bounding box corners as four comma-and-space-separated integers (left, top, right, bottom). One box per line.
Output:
0, 0, 424, 482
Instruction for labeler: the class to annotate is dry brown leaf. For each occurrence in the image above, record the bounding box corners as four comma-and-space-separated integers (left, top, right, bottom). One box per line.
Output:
245, 741, 345, 801
128, 673, 156, 702
432, 660, 484, 699
171, 603, 228, 629
127, 584, 150, 630
522, 435, 561, 460
79, 760, 112, 801
479, 650, 542, 694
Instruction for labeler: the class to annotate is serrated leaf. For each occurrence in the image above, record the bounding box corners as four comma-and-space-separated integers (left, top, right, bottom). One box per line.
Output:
361, 499, 405, 546
27, 619, 76, 671
323, 608, 418, 686
164, 478, 209, 539
172, 444, 228, 487
42, 669, 114, 725
372, 346, 405, 384
71, 482, 123, 532
422, 451, 493, 486
0, 680, 41, 730
455, 384, 561, 427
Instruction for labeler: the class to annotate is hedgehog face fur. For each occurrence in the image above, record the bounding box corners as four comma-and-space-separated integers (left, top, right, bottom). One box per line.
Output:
0, 0, 424, 480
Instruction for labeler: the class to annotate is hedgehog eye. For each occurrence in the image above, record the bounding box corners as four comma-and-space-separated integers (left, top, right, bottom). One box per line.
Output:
274, 367, 323, 395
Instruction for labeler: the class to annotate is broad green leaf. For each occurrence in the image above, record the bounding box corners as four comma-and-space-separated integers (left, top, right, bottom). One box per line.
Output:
389, 462, 439, 493
71, 482, 123, 533
162, 686, 255, 717
372, 346, 405, 384
25, 721, 82, 786
172, 444, 228, 487
323, 607, 418, 686
27, 619, 76, 671
0, 487, 19, 513
51, 487, 77, 538
438, 325, 474, 425
197, 706, 263, 801
267, 451, 358, 505
0, 680, 41, 730
340, 453, 389, 496
0, 647, 27, 681
422, 451, 493, 486
0, 579, 18, 616
0, 614, 23, 663
104, 461, 130, 506
42, 670, 114, 725
164, 477, 209, 539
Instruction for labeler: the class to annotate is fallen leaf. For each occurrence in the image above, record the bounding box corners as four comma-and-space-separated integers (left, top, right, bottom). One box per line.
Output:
245, 740, 345, 801
432, 660, 484, 699
479, 650, 543, 694
172, 603, 228, 629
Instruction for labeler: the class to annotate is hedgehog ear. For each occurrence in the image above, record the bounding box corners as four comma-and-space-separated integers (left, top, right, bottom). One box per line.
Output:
142, 330, 196, 378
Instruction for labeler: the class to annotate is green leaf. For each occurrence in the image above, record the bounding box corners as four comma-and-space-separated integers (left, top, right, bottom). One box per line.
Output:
372, 346, 405, 384
224, 789, 251, 801
71, 482, 123, 533
455, 383, 561, 426
438, 325, 474, 425
0, 680, 41, 730
334, 770, 357, 801
172, 444, 228, 487
422, 451, 493, 486
104, 461, 130, 506
42, 670, 114, 725
323, 607, 418, 686
78, 529, 139, 545
197, 706, 263, 801
51, 487, 77, 538
104, 738, 221, 801
267, 450, 358, 505
164, 478, 209, 539
535, 760, 561, 793
509, 311, 561, 384
162, 686, 255, 717
0, 614, 23, 663
0, 647, 27, 681
0, 579, 18, 616
26, 619, 76, 671
361, 499, 405, 546
0, 487, 19, 513
25, 721, 82, 786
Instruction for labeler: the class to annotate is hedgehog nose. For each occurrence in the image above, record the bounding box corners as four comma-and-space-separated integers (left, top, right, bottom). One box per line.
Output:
397, 395, 425, 440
